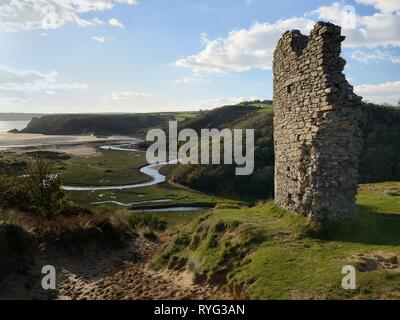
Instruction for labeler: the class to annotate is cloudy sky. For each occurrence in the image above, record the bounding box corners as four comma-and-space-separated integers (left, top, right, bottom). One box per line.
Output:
0, 0, 399, 113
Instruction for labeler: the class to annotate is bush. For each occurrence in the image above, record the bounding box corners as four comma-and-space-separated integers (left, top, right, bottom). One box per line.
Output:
0, 159, 82, 217
25, 158, 67, 216
129, 213, 167, 232
0, 222, 34, 279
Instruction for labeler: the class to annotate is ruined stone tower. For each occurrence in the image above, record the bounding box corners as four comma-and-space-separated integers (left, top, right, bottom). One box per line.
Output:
273, 22, 362, 222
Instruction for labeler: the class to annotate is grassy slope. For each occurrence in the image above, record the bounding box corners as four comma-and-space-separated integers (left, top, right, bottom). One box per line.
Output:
179, 105, 261, 133
154, 182, 400, 300
154, 111, 199, 122
173, 107, 275, 199
357, 182, 400, 216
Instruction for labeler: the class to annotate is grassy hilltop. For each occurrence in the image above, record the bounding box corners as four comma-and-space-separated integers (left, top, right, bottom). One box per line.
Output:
154, 182, 400, 299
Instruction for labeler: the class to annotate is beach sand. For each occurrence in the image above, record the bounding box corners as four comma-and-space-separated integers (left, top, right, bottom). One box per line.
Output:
0, 133, 135, 147
0, 133, 136, 152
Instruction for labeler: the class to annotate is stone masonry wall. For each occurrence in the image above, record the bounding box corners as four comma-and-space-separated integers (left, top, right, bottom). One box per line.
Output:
273, 22, 363, 222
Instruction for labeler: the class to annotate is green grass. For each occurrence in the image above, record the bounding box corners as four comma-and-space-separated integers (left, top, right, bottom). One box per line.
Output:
0, 147, 240, 211
357, 182, 400, 215
236, 102, 273, 110
68, 182, 239, 209
153, 182, 400, 300
0, 148, 150, 187
172, 112, 199, 122
1, 148, 235, 212
62, 149, 241, 208
153, 111, 199, 122
256, 106, 274, 113
60, 149, 149, 186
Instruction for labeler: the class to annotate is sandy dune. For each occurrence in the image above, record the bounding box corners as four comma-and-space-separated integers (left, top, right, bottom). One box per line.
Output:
0, 236, 216, 300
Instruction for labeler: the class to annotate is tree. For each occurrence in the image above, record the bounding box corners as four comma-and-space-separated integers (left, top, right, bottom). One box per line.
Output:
26, 158, 67, 217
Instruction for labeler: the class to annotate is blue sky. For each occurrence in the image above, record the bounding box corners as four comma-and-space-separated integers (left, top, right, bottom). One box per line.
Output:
0, 0, 399, 113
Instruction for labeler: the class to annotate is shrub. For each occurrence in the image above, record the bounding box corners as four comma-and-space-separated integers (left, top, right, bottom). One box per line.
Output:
25, 158, 67, 217
0, 222, 34, 279
129, 213, 167, 232
0, 159, 83, 217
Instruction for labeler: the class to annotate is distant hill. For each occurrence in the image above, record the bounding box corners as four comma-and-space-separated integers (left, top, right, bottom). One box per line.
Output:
0, 113, 44, 121
172, 106, 274, 199
236, 99, 273, 108
179, 105, 262, 131
360, 104, 400, 183
21, 114, 172, 136
171, 103, 400, 200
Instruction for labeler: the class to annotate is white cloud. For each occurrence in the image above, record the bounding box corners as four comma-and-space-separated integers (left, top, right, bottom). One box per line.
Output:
174, 74, 207, 85
351, 50, 400, 63
356, 0, 400, 13
355, 80, 400, 105
176, 1, 400, 75
312, 2, 400, 48
108, 18, 124, 28
111, 91, 152, 100
0, 0, 136, 31
91, 17, 106, 26
176, 18, 315, 74
196, 4, 213, 13
0, 97, 28, 104
92, 36, 106, 43
0, 65, 88, 93
91, 36, 113, 43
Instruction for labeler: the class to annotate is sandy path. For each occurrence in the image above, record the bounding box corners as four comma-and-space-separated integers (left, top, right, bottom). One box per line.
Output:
0, 236, 214, 300
56, 237, 213, 300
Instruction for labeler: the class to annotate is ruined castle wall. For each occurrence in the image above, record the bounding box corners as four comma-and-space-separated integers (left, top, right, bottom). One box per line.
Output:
273, 22, 362, 222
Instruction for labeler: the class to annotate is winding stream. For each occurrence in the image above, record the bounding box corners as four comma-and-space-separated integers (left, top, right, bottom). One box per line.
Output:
62, 144, 178, 192
90, 199, 172, 206
62, 144, 208, 211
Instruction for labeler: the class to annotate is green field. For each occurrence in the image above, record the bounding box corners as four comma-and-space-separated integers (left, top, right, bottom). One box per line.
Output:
68, 182, 236, 208
236, 102, 273, 110
357, 182, 400, 215
0, 146, 240, 211
60, 149, 149, 186
256, 106, 274, 113
152, 111, 199, 122
54, 146, 241, 209
154, 182, 400, 299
